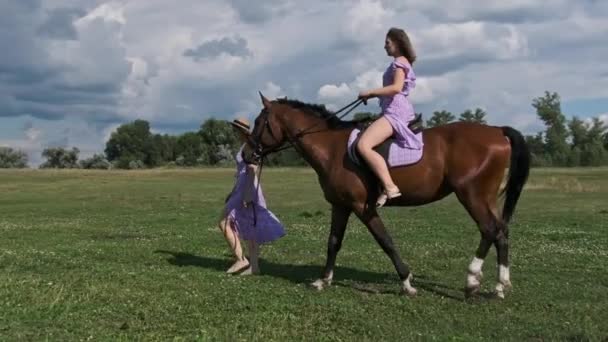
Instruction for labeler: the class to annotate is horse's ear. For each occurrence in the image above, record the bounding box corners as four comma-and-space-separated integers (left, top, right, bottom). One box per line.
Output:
259, 91, 272, 109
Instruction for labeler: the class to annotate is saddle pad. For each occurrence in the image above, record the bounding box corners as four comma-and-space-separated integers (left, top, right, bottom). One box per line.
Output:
347, 128, 423, 168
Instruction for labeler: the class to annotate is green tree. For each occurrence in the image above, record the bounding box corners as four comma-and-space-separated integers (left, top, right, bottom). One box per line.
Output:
157, 134, 178, 164
525, 133, 549, 166
426, 110, 455, 128
79, 154, 111, 169
459, 109, 475, 122
0, 147, 28, 168
567, 116, 608, 166
40, 147, 80, 169
568, 117, 587, 149
175, 132, 208, 166
567, 117, 587, 166
353, 112, 380, 121
199, 118, 239, 165
144, 134, 177, 167
532, 91, 569, 166
581, 117, 608, 166
105, 120, 152, 168
459, 108, 488, 124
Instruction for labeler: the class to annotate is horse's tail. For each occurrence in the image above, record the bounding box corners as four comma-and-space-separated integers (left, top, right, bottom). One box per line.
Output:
500, 126, 531, 224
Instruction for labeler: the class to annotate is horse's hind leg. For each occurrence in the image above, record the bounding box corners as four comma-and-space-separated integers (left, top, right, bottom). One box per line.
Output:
355, 207, 416, 296
494, 219, 511, 299
456, 187, 503, 298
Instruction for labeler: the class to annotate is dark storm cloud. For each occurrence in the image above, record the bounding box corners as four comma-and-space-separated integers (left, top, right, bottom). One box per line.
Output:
36, 8, 85, 40
0, 1, 131, 121
184, 36, 253, 61
228, 0, 288, 23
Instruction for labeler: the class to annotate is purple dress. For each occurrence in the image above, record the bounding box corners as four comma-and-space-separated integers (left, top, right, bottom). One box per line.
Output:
379, 59, 424, 150
224, 145, 285, 244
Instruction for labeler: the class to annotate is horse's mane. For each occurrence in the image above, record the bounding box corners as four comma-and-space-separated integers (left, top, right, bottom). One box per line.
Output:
275, 98, 373, 129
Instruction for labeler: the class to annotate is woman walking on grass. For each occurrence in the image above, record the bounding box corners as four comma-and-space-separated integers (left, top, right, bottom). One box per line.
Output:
218, 118, 285, 275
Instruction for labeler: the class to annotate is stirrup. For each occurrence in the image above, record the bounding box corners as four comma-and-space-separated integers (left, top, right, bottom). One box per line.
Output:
376, 188, 401, 207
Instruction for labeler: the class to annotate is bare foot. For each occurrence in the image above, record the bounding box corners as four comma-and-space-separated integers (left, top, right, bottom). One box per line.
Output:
239, 266, 260, 276
226, 259, 249, 274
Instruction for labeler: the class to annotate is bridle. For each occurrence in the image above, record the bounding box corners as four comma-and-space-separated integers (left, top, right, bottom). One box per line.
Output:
247, 108, 287, 162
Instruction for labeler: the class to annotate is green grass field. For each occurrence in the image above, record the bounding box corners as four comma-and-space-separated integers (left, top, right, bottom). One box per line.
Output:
1, 167, 607, 341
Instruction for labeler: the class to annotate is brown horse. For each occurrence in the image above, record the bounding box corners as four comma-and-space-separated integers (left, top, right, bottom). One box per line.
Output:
249, 94, 530, 299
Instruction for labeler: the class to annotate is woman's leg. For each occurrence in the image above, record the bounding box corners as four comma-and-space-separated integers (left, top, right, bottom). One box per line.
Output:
218, 216, 249, 273
356, 117, 400, 194
240, 240, 260, 275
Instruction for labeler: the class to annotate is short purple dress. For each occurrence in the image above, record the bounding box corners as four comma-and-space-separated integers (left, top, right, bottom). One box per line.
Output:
379, 59, 424, 150
224, 145, 285, 244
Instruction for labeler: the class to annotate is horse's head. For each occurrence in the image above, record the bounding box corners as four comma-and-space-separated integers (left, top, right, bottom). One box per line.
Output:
247, 92, 290, 162
247, 92, 358, 163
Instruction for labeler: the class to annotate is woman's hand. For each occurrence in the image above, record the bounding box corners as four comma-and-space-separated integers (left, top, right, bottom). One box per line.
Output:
242, 186, 253, 207
242, 194, 253, 208
358, 90, 375, 105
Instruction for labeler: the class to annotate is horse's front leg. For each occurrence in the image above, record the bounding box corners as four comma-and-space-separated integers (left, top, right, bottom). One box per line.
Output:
356, 207, 417, 296
311, 205, 351, 290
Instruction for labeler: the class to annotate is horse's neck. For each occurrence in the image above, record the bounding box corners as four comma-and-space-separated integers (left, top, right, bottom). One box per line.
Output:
281, 114, 340, 174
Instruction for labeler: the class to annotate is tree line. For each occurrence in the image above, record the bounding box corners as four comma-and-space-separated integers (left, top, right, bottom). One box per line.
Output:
1, 91, 607, 169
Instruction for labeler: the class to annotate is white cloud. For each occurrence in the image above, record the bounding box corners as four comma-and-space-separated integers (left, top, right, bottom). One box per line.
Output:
1, 0, 608, 155
409, 76, 450, 105
344, 0, 393, 42
584, 113, 608, 127
416, 22, 529, 63
77, 2, 126, 25
318, 83, 352, 100
317, 69, 379, 110
352, 70, 383, 91
261, 81, 284, 99
317, 67, 449, 111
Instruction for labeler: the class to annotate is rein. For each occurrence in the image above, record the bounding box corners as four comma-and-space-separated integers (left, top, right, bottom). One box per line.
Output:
293, 98, 365, 140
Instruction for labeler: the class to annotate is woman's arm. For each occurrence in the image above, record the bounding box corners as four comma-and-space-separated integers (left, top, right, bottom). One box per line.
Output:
359, 67, 405, 100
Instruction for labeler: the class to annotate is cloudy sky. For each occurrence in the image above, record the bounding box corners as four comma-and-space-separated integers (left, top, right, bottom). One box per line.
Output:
2, 0, 608, 166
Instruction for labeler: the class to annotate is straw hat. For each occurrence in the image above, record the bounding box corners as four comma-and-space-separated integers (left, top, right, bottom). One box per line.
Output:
230, 117, 251, 135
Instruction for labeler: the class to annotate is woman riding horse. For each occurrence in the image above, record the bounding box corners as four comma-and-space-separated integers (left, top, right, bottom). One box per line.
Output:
247, 30, 530, 299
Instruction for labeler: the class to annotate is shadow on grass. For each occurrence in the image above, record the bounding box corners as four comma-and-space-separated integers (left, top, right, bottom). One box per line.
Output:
154, 250, 500, 302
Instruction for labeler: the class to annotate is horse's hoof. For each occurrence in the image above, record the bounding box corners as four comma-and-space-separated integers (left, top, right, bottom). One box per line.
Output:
310, 279, 328, 291
494, 281, 512, 299
464, 285, 480, 299
400, 274, 417, 297
466, 271, 482, 286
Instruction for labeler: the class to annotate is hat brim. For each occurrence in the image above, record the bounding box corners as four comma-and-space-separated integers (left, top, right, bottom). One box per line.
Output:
230, 121, 250, 133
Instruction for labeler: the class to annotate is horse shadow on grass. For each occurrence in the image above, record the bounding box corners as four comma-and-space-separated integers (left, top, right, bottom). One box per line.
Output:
154, 250, 497, 302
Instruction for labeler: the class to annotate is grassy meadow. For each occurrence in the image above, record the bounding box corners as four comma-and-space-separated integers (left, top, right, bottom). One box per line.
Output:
0, 167, 607, 341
